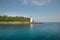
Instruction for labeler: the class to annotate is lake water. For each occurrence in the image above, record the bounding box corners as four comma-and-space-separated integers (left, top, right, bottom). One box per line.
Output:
0, 22, 60, 40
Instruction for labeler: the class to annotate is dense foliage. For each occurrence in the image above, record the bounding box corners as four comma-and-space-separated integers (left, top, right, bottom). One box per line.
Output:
0, 15, 30, 22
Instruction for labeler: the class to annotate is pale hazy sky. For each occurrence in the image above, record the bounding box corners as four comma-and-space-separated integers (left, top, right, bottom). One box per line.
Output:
0, 0, 60, 22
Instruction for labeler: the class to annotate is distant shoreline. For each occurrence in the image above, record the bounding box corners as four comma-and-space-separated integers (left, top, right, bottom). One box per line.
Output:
0, 22, 42, 24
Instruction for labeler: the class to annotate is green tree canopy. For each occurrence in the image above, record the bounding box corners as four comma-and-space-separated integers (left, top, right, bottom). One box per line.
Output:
0, 15, 30, 22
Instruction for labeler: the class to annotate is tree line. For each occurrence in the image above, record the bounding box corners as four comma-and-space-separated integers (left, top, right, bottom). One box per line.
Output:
0, 15, 30, 22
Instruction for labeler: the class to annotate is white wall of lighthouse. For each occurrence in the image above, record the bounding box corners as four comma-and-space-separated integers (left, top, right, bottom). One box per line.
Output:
30, 17, 32, 22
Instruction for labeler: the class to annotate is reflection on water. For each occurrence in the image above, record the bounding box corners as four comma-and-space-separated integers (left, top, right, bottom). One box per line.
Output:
30, 24, 33, 30
0, 22, 60, 40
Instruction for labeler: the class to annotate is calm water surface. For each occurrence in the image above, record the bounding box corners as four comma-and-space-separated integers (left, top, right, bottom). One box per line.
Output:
0, 22, 60, 40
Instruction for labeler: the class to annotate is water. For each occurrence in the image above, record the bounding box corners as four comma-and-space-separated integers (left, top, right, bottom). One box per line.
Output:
0, 22, 60, 40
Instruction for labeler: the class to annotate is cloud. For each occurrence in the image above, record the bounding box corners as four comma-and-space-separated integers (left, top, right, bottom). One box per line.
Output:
23, 0, 28, 5
22, 0, 51, 6
32, 0, 51, 6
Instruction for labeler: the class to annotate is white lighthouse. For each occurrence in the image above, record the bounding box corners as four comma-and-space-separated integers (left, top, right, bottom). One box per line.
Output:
30, 17, 33, 22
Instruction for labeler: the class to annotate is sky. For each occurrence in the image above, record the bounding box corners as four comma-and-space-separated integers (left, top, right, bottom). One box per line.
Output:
0, 0, 60, 22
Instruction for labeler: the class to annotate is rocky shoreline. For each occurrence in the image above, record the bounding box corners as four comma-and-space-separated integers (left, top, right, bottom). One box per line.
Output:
0, 22, 42, 24
0, 22, 29, 24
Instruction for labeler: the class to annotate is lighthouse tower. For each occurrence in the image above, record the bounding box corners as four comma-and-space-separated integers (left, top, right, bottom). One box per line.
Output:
30, 17, 32, 22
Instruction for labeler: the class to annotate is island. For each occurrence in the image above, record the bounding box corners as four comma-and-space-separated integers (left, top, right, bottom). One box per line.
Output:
0, 15, 42, 24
